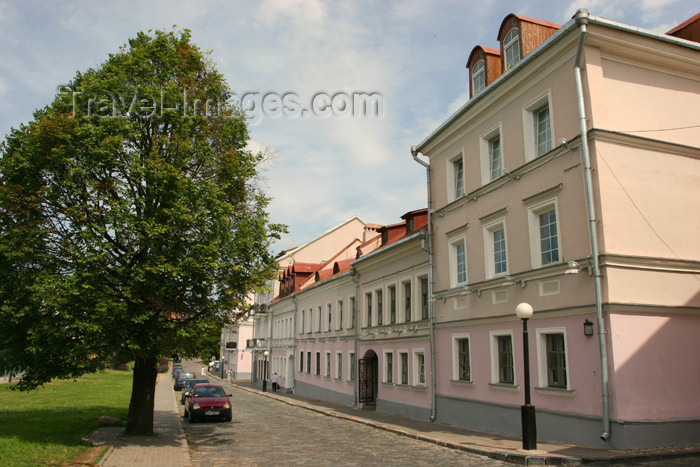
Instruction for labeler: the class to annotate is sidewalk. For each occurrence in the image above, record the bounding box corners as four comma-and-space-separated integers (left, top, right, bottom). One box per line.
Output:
84, 370, 700, 466
83, 374, 191, 467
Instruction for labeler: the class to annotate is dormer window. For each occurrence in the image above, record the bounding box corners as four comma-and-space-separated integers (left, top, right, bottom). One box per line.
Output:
406, 217, 414, 234
471, 60, 485, 95
381, 230, 388, 245
504, 28, 520, 69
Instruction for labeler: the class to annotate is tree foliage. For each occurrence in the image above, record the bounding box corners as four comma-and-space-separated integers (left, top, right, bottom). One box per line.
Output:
0, 29, 284, 433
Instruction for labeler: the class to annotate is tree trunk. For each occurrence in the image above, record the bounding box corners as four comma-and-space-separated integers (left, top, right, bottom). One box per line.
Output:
125, 355, 158, 435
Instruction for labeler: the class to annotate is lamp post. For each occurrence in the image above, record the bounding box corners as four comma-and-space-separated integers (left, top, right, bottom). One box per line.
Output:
515, 302, 537, 450
221, 355, 225, 379
262, 350, 269, 392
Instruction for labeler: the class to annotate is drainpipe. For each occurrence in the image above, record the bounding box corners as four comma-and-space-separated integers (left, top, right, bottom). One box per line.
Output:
411, 146, 437, 422
573, 8, 611, 442
351, 268, 359, 407
292, 294, 298, 392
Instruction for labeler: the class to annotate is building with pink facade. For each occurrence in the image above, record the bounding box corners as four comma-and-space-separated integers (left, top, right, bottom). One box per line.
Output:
239, 9, 699, 451
411, 9, 700, 450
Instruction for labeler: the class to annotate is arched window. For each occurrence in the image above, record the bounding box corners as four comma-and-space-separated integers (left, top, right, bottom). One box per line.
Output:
504, 28, 520, 69
471, 59, 485, 95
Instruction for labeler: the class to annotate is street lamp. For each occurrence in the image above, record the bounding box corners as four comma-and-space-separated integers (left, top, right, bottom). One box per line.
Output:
515, 302, 537, 450
221, 355, 225, 379
262, 350, 269, 392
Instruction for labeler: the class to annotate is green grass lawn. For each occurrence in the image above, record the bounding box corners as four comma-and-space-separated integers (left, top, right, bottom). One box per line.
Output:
0, 370, 133, 467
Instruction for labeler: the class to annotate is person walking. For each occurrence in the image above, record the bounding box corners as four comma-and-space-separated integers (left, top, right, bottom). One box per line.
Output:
270, 372, 279, 392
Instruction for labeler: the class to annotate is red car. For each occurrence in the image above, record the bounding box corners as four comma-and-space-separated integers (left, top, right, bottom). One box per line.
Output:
184, 383, 232, 422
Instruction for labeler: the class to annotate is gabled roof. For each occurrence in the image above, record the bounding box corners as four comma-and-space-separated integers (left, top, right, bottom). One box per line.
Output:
497, 13, 562, 39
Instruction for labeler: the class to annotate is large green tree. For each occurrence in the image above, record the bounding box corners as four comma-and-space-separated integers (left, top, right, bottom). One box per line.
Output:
0, 30, 284, 434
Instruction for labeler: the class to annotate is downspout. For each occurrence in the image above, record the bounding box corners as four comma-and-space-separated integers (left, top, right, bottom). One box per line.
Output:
292, 294, 298, 392
351, 268, 359, 407
573, 8, 611, 442
412, 146, 437, 422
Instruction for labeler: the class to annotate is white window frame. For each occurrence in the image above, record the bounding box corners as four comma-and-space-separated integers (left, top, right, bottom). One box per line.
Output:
316, 306, 322, 333
522, 91, 554, 162
336, 351, 343, 380
348, 351, 355, 381
365, 292, 373, 328
326, 303, 332, 332
398, 350, 409, 385
388, 284, 397, 324
504, 28, 520, 69
527, 198, 562, 268
489, 330, 515, 385
447, 150, 465, 202
401, 279, 412, 323
536, 327, 570, 390
483, 217, 508, 278
376, 288, 384, 326
412, 349, 426, 387
337, 299, 343, 330
383, 350, 394, 383
449, 235, 468, 288
472, 59, 485, 95
480, 124, 503, 185
325, 351, 331, 378
451, 333, 472, 381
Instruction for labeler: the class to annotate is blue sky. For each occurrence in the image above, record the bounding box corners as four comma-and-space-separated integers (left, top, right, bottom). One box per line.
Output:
1, 0, 696, 253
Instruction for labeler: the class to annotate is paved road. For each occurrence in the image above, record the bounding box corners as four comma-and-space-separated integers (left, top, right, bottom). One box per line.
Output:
176, 362, 506, 466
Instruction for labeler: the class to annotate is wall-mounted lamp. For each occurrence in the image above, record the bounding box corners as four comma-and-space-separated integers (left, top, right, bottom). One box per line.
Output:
583, 319, 594, 337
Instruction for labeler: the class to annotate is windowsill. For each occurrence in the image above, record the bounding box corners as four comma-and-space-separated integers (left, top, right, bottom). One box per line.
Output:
396, 383, 410, 389
450, 379, 475, 387
535, 386, 575, 397
410, 385, 427, 391
489, 382, 519, 391
382, 381, 394, 386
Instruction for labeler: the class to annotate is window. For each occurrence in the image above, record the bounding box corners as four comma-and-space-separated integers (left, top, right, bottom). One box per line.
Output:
403, 281, 412, 322
336, 352, 343, 379
300, 309, 305, 334
480, 125, 503, 185
504, 28, 520, 69
377, 290, 383, 326
306, 352, 311, 374
365, 292, 372, 327
349, 352, 355, 381
315, 351, 321, 375
527, 198, 561, 268
536, 328, 569, 389
337, 300, 343, 330
325, 351, 331, 377
489, 134, 502, 181
454, 153, 465, 200
399, 351, 409, 385
307, 309, 312, 333
449, 236, 467, 288
420, 278, 429, 320
384, 351, 393, 383
484, 218, 508, 278
350, 297, 356, 329
491, 333, 514, 384
326, 304, 332, 332
472, 59, 485, 95
413, 350, 426, 386
316, 306, 322, 332
452, 334, 471, 381
389, 285, 396, 324
406, 217, 414, 233
535, 105, 552, 156
523, 92, 554, 161
299, 351, 304, 372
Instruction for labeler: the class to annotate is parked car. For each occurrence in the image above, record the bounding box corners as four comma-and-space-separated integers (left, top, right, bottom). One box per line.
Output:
171, 365, 183, 379
184, 383, 232, 422
181, 378, 209, 405
173, 372, 196, 391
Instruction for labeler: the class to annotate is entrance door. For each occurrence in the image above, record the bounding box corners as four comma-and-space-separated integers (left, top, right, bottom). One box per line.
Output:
359, 350, 378, 405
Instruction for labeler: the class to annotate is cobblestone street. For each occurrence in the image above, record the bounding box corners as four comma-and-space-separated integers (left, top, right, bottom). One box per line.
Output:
178, 380, 507, 466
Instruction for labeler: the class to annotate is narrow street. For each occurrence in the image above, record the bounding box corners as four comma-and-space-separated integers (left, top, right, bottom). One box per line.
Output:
176, 361, 507, 466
